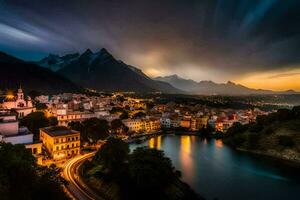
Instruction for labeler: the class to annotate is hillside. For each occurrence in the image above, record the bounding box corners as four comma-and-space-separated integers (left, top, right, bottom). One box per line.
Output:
155, 74, 298, 95
223, 107, 300, 163
0, 52, 81, 94
37, 49, 182, 93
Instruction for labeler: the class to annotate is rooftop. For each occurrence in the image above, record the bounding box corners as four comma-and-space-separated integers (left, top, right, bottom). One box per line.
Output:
41, 126, 79, 137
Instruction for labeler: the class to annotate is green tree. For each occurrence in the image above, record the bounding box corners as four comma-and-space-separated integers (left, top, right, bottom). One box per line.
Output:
0, 143, 69, 200
93, 137, 129, 174
292, 106, 300, 118
111, 119, 125, 134
278, 135, 294, 147
20, 112, 49, 138
128, 147, 179, 195
81, 118, 110, 143
68, 121, 83, 132
35, 102, 47, 110
110, 107, 124, 114
119, 111, 129, 119
132, 111, 146, 119
48, 116, 58, 126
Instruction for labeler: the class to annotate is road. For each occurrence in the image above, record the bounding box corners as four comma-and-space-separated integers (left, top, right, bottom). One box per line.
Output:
63, 152, 104, 200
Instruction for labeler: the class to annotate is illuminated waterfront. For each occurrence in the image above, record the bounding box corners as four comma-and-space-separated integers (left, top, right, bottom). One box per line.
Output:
131, 135, 300, 200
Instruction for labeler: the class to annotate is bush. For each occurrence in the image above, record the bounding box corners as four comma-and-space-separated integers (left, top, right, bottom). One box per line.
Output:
93, 137, 129, 175
278, 135, 294, 147
264, 127, 274, 135
247, 133, 261, 149
248, 123, 263, 133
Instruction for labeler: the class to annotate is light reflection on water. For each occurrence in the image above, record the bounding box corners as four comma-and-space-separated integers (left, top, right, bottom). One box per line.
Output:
131, 135, 300, 200
180, 136, 194, 182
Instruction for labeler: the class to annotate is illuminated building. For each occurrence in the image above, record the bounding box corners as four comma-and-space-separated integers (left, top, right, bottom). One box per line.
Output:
1, 87, 35, 118
40, 126, 80, 160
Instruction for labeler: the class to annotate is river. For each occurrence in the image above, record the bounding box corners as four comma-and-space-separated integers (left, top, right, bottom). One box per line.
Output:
130, 135, 300, 200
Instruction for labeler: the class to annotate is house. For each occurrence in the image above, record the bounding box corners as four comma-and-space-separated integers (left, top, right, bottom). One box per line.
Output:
160, 117, 171, 128
0, 110, 42, 163
123, 118, 161, 133
180, 119, 191, 129
122, 119, 143, 132
40, 126, 80, 160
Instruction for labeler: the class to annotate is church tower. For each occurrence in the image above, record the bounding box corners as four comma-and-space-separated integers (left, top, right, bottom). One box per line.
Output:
17, 86, 24, 100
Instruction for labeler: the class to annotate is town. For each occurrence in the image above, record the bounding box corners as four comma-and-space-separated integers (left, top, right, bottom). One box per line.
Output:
0, 87, 271, 166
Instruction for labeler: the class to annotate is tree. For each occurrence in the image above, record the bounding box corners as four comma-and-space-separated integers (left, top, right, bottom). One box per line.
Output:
146, 101, 155, 110
110, 106, 124, 114
0, 143, 69, 200
111, 119, 125, 134
132, 111, 146, 119
35, 102, 47, 110
278, 135, 294, 147
81, 118, 110, 143
48, 116, 58, 126
119, 111, 129, 119
128, 147, 179, 195
20, 112, 49, 138
292, 106, 300, 118
93, 137, 129, 174
68, 121, 83, 132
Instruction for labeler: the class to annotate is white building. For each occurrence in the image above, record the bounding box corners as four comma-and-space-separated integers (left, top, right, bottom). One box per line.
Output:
160, 117, 171, 128
0, 110, 42, 162
1, 87, 35, 118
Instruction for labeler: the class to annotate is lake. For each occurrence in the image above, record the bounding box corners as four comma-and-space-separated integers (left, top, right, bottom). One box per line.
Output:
130, 135, 300, 200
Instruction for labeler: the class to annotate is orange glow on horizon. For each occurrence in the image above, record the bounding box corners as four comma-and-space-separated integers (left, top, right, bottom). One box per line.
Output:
234, 69, 300, 91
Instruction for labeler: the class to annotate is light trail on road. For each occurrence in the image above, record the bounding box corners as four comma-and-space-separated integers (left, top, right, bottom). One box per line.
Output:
63, 152, 104, 200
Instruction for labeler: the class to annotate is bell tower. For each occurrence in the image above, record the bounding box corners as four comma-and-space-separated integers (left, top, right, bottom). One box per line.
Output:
17, 86, 24, 100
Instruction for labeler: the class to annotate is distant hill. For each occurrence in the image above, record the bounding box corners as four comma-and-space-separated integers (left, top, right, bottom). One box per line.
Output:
223, 107, 300, 163
0, 52, 81, 94
37, 49, 182, 93
155, 74, 298, 95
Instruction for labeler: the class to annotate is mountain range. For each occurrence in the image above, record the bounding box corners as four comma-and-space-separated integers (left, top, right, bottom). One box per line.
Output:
0, 52, 80, 94
1, 48, 298, 95
37, 48, 181, 93
154, 74, 298, 95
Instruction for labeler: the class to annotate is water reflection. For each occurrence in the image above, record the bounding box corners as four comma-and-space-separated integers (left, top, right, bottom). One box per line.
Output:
180, 136, 194, 182
215, 139, 223, 148
133, 135, 300, 200
148, 135, 161, 149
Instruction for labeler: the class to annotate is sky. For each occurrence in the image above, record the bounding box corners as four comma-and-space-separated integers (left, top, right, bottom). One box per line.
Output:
0, 0, 300, 91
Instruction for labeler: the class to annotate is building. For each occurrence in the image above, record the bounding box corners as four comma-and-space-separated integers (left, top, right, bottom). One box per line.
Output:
0, 110, 42, 163
123, 119, 143, 132
180, 119, 191, 129
123, 118, 161, 133
1, 87, 35, 118
160, 117, 171, 129
142, 118, 161, 132
56, 110, 96, 126
40, 126, 80, 160
196, 116, 209, 129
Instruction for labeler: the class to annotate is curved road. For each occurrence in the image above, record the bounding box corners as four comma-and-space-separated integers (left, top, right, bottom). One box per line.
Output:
63, 152, 104, 200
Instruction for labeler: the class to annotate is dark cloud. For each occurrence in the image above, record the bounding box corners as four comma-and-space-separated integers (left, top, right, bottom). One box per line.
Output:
0, 0, 300, 81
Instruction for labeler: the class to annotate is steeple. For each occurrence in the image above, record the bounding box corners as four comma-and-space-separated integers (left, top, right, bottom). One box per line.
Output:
17, 85, 24, 100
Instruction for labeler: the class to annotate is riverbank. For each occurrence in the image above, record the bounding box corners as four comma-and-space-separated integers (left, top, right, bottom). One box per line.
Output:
130, 131, 300, 167
130, 134, 300, 200
236, 147, 300, 167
